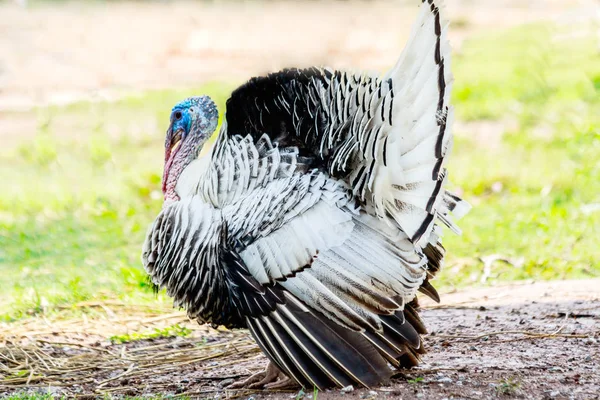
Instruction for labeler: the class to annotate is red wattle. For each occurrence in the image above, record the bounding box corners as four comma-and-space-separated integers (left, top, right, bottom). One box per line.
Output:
162, 144, 180, 195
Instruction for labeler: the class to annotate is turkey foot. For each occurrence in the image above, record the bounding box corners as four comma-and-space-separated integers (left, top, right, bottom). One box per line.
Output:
228, 362, 299, 390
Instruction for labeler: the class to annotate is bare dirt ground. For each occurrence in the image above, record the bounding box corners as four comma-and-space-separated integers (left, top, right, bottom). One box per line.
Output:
1, 279, 598, 399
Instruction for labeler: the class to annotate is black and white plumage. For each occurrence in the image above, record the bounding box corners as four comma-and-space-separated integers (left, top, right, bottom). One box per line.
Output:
143, 0, 470, 389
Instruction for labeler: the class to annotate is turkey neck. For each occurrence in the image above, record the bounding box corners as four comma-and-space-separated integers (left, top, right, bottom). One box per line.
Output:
164, 136, 202, 202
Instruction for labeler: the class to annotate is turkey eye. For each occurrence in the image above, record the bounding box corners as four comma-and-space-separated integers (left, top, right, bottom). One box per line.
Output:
174, 111, 183, 121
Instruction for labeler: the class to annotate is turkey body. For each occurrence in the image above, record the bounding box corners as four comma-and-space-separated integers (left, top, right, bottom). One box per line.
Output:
142, 0, 470, 389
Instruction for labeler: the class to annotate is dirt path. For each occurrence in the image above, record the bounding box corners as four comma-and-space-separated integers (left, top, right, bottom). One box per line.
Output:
1, 280, 598, 399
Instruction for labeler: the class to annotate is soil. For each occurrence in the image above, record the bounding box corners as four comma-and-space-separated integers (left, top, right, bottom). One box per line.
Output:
1, 279, 598, 399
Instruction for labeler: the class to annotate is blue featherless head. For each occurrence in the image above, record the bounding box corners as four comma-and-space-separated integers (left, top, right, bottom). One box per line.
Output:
162, 96, 219, 196
169, 96, 218, 140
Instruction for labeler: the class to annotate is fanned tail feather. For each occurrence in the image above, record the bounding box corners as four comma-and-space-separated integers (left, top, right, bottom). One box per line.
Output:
371, 0, 470, 247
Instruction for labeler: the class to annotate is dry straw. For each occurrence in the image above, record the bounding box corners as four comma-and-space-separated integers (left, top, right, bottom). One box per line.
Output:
0, 301, 268, 398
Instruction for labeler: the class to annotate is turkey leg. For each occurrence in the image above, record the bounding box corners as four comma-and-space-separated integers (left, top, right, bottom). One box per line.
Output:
228, 361, 299, 390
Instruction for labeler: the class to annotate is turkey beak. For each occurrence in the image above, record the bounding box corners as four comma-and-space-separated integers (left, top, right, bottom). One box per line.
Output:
165, 128, 183, 161
162, 126, 184, 194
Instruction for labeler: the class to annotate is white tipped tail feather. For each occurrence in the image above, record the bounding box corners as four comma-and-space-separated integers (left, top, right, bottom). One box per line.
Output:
371, 0, 467, 247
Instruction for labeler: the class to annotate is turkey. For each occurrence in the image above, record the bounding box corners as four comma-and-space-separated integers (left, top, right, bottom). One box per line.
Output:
142, 0, 470, 390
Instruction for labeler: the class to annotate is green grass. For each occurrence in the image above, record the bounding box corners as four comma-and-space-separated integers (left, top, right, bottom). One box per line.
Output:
0, 82, 235, 322
109, 323, 192, 344
495, 377, 522, 396
452, 23, 600, 124
2, 395, 57, 400
439, 22, 600, 287
1, 22, 598, 323
407, 376, 425, 384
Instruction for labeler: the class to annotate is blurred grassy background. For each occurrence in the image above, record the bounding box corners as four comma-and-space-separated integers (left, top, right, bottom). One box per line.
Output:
0, 3, 599, 322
